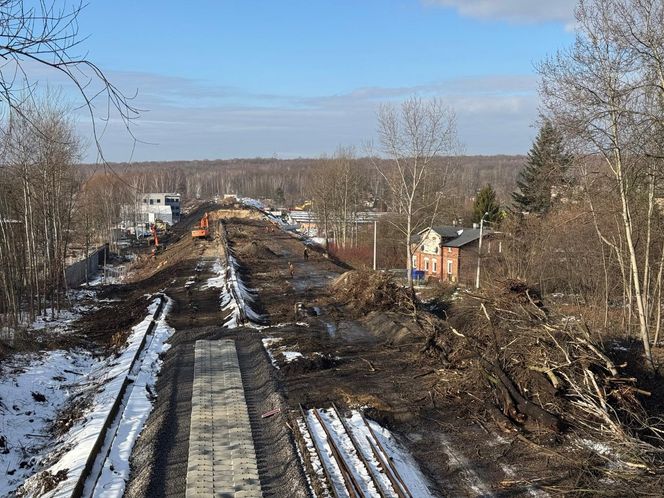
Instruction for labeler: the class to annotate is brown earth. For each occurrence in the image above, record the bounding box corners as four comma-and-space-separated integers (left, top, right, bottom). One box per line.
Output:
27, 203, 662, 497
225, 212, 664, 497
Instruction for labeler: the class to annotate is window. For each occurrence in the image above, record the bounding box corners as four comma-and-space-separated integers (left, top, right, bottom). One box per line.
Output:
447, 260, 453, 274
157, 199, 161, 203
424, 258, 429, 271
432, 260, 437, 273
412, 255, 417, 269
149, 199, 154, 205
447, 247, 452, 253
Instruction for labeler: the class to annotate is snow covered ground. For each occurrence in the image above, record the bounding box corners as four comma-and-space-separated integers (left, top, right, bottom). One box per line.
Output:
1, 295, 173, 498
0, 350, 97, 497
89, 297, 174, 498
205, 253, 264, 328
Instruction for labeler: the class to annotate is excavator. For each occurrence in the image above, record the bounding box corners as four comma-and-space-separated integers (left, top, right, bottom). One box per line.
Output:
149, 223, 160, 257
191, 212, 210, 239
293, 200, 312, 211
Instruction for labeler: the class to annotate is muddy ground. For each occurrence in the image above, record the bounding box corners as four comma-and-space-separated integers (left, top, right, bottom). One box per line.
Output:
33, 204, 654, 497
117, 208, 581, 497
222, 215, 573, 497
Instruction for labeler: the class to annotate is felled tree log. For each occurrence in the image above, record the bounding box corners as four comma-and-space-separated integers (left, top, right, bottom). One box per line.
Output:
480, 358, 562, 433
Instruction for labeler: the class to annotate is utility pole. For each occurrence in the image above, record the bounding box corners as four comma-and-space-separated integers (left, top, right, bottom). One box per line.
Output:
475, 212, 488, 289
373, 220, 377, 270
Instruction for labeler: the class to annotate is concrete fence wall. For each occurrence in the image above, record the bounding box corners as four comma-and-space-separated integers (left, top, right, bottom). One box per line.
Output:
65, 245, 108, 287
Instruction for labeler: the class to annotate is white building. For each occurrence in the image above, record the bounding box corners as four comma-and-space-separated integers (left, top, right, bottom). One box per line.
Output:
139, 193, 181, 222
120, 204, 173, 232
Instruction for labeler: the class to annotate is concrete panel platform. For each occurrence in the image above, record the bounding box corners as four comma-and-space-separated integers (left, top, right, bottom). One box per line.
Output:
186, 339, 262, 498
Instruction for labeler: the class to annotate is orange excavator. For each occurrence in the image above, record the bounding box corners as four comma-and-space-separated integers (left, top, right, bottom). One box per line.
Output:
191, 212, 210, 239
150, 223, 160, 257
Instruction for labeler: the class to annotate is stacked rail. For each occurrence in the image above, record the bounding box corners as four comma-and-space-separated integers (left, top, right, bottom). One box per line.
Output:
299, 405, 413, 498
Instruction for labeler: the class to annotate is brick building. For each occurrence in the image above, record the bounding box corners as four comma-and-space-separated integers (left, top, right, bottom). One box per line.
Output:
413, 225, 495, 285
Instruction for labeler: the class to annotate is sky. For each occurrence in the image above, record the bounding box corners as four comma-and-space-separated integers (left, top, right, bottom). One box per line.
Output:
51, 0, 577, 162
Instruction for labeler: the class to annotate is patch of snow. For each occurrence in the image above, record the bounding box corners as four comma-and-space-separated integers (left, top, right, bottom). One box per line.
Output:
346, 411, 436, 497
0, 350, 97, 497
316, 409, 380, 497
325, 322, 337, 337
200, 260, 225, 289
31, 309, 79, 332
577, 437, 613, 457
282, 351, 304, 363
89, 296, 174, 498
294, 418, 329, 497
433, 431, 493, 497
300, 409, 436, 498
304, 411, 351, 498
261, 337, 282, 368
18, 296, 168, 498
206, 252, 264, 328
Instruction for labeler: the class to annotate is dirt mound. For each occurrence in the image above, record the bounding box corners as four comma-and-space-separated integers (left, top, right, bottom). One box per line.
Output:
73, 294, 151, 351
330, 270, 410, 316
362, 311, 421, 345
235, 240, 277, 260
280, 353, 338, 375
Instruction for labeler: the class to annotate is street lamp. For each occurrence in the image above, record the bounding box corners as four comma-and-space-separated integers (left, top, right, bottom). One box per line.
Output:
475, 211, 488, 289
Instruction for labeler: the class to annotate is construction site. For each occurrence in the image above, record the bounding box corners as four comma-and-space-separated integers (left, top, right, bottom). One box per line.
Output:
0, 199, 662, 498
4, 1, 664, 496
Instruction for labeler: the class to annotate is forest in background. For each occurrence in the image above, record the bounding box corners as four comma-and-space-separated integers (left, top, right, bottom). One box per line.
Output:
78, 155, 525, 208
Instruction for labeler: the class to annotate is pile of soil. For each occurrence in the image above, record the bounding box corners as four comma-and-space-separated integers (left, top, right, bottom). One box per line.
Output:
420, 278, 664, 493
235, 241, 277, 260
362, 311, 422, 345
280, 353, 338, 376
330, 270, 410, 316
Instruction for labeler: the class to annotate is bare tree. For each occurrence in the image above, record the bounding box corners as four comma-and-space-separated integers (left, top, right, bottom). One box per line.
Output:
372, 96, 458, 293
0, 0, 138, 160
539, 0, 664, 369
0, 96, 80, 326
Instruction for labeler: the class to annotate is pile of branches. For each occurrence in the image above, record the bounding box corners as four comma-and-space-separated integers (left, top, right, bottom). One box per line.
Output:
422, 279, 664, 484
330, 270, 412, 316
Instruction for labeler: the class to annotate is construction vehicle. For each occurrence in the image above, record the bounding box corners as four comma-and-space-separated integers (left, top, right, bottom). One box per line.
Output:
293, 200, 312, 211
191, 212, 210, 239
149, 223, 160, 257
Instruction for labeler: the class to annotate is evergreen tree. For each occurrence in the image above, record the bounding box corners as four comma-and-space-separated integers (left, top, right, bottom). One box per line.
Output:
472, 184, 501, 224
275, 186, 285, 205
512, 120, 571, 214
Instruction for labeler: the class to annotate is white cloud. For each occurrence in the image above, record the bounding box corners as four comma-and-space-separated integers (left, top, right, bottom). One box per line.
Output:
425, 0, 577, 24
71, 71, 539, 161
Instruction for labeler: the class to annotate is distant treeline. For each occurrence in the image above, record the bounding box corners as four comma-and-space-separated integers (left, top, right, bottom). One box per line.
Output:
77, 155, 525, 206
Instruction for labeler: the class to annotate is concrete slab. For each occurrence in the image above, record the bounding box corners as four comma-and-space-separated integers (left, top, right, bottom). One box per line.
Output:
186, 339, 262, 497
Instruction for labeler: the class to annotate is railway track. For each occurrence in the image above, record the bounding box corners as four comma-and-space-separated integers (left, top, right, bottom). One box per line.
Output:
299, 405, 413, 498
68, 294, 167, 498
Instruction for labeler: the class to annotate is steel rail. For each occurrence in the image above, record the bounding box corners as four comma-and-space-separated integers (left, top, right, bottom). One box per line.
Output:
71, 294, 166, 498
299, 404, 340, 498
360, 413, 412, 498
331, 403, 390, 498
311, 408, 363, 498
